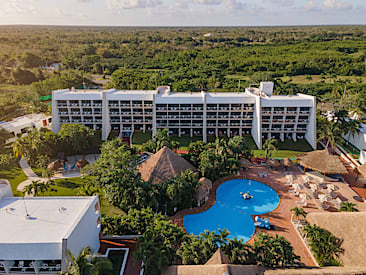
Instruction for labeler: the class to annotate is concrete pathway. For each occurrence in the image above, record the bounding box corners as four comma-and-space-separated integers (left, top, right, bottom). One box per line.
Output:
17, 154, 99, 192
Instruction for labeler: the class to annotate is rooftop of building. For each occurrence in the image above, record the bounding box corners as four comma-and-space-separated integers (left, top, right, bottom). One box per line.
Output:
0, 113, 50, 130
0, 196, 97, 245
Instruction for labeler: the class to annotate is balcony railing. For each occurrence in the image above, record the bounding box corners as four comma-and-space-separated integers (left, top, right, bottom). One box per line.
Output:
109, 104, 119, 107
300, 111, 310, 114
207, 108, 217, 111
57, 104, 68, 107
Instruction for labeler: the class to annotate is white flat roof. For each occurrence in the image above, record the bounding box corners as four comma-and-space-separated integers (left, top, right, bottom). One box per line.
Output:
0, 196, 97, 260
0, 114, 50, 131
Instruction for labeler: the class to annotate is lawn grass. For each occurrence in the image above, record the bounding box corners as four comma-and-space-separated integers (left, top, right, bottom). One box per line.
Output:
0, 163, 27, 196
172, 136, 204, 151
252, 139, 313, 159
132, 131, 152, 145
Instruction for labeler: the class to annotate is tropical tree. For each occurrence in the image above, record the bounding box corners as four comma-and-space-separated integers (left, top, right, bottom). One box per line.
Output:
317, 119, 344, 151
253, 233, 300, 267
37, 154, 51, 178
142, 128, 179, 153
228, 135, 248, 160
199, 139, 240, 181
262, 139, 278, 159
187, 140, 208, 167
0, 153, 16, 168
290, 207, 307, 221
23, 180, 49, 196
0, 128, 12, 148
303, 224, 343, 266
58, 124, 98, 155
165, 169, 199, 215
64, 246, 113, 275
77, 183, 101, 197
339, 202, 359, 212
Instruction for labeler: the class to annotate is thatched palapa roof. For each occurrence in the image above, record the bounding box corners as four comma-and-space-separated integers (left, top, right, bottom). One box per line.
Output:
195, 177, 213, 202
240, 158, 252, 168
47, 159, 64, 171
297, 150, 348, 175
307, 212, 366, 267
76, 159, 89, 168
137, 146, 196, 185
280, 157, 294, 167
357, 163, 366, 178
205, 248, 231, 265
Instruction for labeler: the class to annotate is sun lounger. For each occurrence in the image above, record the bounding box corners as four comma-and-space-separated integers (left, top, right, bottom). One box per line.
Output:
289, 189, 299, 196
333, 197, 343, 210
296, 200, 308, 207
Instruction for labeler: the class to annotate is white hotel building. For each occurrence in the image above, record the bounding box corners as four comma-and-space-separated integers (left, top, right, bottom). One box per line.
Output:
52, 82, 316, 149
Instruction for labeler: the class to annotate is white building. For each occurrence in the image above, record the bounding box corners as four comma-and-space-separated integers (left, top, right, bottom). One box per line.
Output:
343, 123, 366, 164
51, 82, 316, 149
0, 196, 101, 274
0, 114, 52, 142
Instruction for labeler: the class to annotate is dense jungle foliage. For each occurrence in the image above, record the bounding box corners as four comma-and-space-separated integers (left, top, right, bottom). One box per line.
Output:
1, 25, 366, 121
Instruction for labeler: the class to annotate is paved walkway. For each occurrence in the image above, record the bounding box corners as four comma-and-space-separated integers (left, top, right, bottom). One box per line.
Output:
16, 154, 100, 192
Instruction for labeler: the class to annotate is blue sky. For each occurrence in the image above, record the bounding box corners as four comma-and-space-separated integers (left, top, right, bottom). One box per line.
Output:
0, 0, 365, 26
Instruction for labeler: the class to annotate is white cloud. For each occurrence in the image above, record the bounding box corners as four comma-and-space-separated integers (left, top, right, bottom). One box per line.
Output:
176, 0, 248, 10
5, 0, 38, 14
105, 0, 162, 9
267, 0, 295, 7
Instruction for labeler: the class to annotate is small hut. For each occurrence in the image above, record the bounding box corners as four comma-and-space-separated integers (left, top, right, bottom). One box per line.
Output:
76, 159, 89, 168
297, 150, 348, 177
137, 146, 196, 185
195, 177, 213, 206
240, 158, 252, 169
205, 248, 231, 265
47, 159, 64, 171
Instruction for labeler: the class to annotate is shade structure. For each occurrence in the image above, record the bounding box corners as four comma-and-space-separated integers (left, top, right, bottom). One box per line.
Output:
195, 177, 212, 202
240, 158, 252, 168
266, 158, 280, 168
137, 146, 196, 185
319, 194, 332, 203
47, 159, 64, 171
297, 150, 348, 175
357, 163, 366, 178
205, 248, 231, 265
76, 159, 89, 168
280, 157, 294, 167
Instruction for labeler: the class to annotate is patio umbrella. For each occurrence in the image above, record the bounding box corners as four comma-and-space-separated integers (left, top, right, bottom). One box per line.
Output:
319, 194, 332, 203
281, 158, 294, 168
310, 183, 319, 191
327, 183, 339, 191
240, 158, 252, 168
300, 193, 311, 200
293, 183, 304, 191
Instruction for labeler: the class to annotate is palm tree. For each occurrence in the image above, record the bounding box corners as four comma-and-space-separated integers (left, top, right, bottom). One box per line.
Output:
64, 246, 113, 275
290, 207, 307, 221
77, 183, 101, 196
263, 139, 278, 159
23, 180, 49, 196
317, 120, 344, 151
339, 202, 359, 212
228, 136, 247, 160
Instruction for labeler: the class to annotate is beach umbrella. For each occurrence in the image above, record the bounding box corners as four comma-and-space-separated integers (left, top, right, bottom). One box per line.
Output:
293, 183, 304, 191
300, 193, 311, 200
310, 183, 319, 191
319, 194, 332, 203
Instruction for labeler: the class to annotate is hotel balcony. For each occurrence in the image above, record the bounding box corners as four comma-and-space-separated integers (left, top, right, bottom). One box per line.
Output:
110, 119, 120, 123
58, 112, 69, 115
180, 107, 191, 111
284, 128, 295, 131
57, 103, 68, 107
207, 107, 217, 111
95, 119, 102, 123
262, 119, 271, 123
71, 120, 81, 123
180, 116, 191, 119
193, 107, 203, 111
92, 103, 102, 107
168, 107, 179, 111
298, 119, 309, 123
71, 112, 80, 115
242, 123, 252, 127
60, 120, 69, 123
207, 123, 216, 127
156, 107, 167, 111
262, 111, 272, 115
133, 104, 143, 107
296, 128, 307, 132
122, 127, 132, 131
69, 103, 79, 107
144, 104, 153, 107
219, 123, 228, 127
122, 120, 132, 123
230, 123, 241, 126
109, 104, 119, 107
286, 111, 298, 114
273, 111, 285, 115
285, 119, 297, 123
300, 111, 310, 114
272, 119, 284, 123
84, 119, 94, 123
219, 107, 228, 111
110, 112, 120, 115
133, 112, 143, 115
81, 103, 92, 107
192, 115, 203, 119
207, 115, 216, 119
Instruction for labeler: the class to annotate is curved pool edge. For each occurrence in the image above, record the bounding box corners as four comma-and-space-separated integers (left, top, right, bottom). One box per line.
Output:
170, 173, 283, 237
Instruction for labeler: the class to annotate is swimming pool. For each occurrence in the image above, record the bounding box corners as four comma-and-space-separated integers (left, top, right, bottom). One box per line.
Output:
183, 179, 280, 242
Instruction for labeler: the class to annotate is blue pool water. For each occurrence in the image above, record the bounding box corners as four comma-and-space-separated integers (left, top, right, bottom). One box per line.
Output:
183, 179, 280, 242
